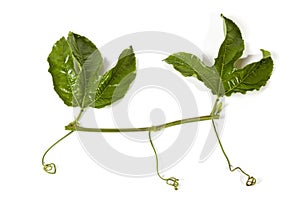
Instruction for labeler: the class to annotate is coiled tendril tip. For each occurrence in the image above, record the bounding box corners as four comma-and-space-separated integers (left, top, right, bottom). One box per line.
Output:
166, 177, 179, 190
43, 163, 56, 174
246, 176, 256, 186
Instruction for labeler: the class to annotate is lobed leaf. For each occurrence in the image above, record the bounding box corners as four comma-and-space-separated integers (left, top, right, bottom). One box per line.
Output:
165, 15, 273, 97
48, 33, 136, 108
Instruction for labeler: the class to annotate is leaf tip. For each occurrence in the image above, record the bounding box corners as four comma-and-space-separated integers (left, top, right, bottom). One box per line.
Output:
260, 49, 271, 58
68, 31, 84, 40
68, 31, 76, 38
221, 13, 229, 21
128, 45, 134, 52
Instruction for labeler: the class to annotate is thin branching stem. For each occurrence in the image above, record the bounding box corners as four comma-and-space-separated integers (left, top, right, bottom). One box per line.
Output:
42, 113, 218, 175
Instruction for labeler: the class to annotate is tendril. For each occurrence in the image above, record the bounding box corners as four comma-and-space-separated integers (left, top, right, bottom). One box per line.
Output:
212, 119, 256, 186
42, 131, 74, 174
43, 163, 56, 174
148, 131, 179, 190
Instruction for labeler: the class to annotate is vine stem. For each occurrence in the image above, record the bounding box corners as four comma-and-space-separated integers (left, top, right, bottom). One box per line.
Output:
65, 115, 219, 132
43, 112, 218, 174
211, 98, 256, 186
74, 108, 85, 123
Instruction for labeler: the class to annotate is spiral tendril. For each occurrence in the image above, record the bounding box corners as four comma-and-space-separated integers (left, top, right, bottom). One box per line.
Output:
43, 163, 57, 174
212, 119, 256, 186
166, 177, 179, 190
42, 131, 74, 174
246, 176, 256, 186
148, 131, 180, 190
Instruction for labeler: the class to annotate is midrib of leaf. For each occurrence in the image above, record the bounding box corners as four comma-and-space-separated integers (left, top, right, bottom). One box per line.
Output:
95, 76, 113, 100
196, 67, 218, 95
81, 62, 87, 108
67, 57, 81, 106
64, 40, 81, 107
72, 40, 88, 108
92, 59, 129, 105
186, 56, 218, 93
217, 45, 228, 96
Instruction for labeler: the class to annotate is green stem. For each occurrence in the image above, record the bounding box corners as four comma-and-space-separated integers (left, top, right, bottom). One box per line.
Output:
43, 113, 217, 175
210, 97, 220, 115
72, 108, 85, 125
148, 131, 179, 190
65, 115, 219, 133
211, 98, 256, 186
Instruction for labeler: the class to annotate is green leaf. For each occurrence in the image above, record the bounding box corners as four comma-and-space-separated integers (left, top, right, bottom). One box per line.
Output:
215, 15, 273, 96
48, 32, 103, 107
165, 15, 273, 97
48, 32, 136, 109
163, 52, 204, 79
164, 52, 220, 95
214, 14, 244, 81
93, 46, 136, 108
67, 32, 103, 107
48, 37, 80, 106
223, 50, 273, 96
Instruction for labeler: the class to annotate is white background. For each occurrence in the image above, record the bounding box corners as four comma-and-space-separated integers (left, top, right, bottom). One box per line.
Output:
0, 0, 299, 204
